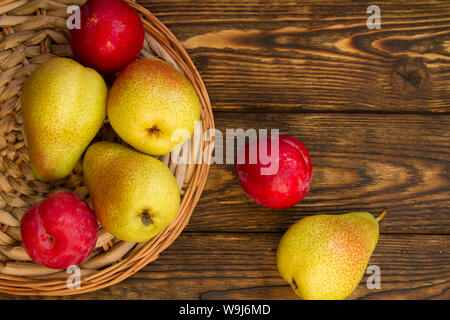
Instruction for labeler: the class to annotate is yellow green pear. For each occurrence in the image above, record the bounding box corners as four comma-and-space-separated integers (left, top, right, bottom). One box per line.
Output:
21, 57, 107, 181
83, 141, 180, 242
277, 211, 386, 300
107, 58, 201, 156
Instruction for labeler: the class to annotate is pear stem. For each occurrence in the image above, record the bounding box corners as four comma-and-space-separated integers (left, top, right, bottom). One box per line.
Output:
376, 210, 387, 222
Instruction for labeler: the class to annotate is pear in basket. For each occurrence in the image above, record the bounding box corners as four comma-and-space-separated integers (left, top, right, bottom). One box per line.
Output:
83, 141, 180, 242
107, 58, 201, 156
21, 57, 107, 182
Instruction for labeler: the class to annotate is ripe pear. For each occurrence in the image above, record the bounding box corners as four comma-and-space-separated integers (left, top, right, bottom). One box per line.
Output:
107, 58, 201, 156
277, 211, 386, 300
83, 141, 180, 242
21, 57, 107, 181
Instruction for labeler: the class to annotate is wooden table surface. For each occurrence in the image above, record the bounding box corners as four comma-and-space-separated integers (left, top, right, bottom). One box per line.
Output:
3, 0, 450, 300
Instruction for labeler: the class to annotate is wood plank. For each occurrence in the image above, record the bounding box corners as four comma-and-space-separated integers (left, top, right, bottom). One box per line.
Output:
3, 233, 446, 300
185, 112, 450, 234
139, 0, 450, 113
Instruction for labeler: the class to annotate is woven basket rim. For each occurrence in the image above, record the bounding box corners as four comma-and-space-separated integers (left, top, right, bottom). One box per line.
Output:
0, 0, 214, 296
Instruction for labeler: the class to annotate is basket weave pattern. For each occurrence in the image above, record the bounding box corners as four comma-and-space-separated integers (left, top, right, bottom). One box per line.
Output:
0, 0, 213, 295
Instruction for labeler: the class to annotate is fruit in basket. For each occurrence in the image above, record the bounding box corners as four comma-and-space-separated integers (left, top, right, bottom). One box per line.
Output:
20, 191, 98, 269
69, 0, 145, 73
21, 57, 107, 182
235, 134, 312, 209
107, 58, 201, 156
83, 141, 180, 242
277, 211, 386, 300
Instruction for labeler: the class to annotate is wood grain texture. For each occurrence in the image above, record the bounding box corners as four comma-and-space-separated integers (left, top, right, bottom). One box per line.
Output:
1, 233, 447, 300
185, 112, 450, 234
139, 0, 450, 113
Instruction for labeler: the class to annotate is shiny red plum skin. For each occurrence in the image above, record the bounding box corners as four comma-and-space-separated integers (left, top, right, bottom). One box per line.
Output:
69, 0, 145, 73
20, 191, 98, 269
235, 135, 312, 209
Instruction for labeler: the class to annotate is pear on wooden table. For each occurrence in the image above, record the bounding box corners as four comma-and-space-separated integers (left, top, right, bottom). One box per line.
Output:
277, 211, 386, 300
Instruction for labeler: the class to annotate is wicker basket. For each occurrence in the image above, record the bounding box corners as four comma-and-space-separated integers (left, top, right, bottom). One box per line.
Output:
0, 0, 214, 295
